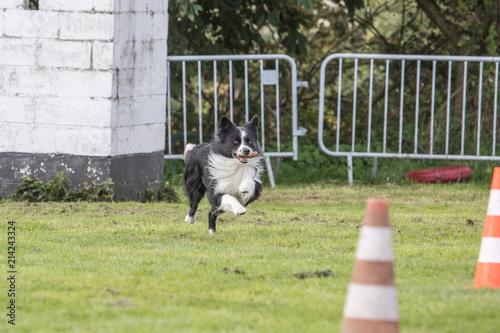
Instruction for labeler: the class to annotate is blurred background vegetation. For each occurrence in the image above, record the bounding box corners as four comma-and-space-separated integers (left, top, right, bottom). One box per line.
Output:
166, 0, 500, 186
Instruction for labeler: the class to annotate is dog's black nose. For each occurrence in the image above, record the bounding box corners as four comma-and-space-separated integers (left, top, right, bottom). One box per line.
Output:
241, 148, 251, 156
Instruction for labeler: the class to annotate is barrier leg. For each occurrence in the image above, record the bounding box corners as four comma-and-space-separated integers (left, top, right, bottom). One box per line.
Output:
347, 155, 353, 186
273, 158, 281, 182
265, 156, 276, 188
371, 157, 378, 183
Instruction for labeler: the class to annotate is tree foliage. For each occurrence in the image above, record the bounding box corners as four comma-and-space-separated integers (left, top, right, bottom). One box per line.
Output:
170, 0, 500, 57
169, 0, 366, 59
354, 0, 500, 56
169, 0, 314, 59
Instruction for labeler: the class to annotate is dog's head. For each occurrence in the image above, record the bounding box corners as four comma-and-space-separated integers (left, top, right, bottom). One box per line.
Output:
213, 115, 263, 163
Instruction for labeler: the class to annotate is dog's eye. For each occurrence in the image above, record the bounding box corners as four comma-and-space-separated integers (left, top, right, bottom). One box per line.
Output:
233, 140, 240, 144
247, 139, 252, 144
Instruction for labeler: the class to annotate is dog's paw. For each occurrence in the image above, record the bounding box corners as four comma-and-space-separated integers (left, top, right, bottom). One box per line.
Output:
185, 213, 196, 224
239, 178, 255, 194
233, 205, 247, 215
209, 228, 215, 234
220, 194, 246, 215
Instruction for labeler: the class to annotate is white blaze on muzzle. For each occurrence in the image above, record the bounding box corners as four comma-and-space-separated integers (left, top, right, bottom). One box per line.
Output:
235, 128, 253, 163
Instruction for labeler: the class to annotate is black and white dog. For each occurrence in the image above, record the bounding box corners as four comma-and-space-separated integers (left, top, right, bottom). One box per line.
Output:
183, 115, 263, 234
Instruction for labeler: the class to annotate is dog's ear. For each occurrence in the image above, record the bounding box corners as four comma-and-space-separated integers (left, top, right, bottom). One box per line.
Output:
248, 115, 259, 129
218, 116, 236, 132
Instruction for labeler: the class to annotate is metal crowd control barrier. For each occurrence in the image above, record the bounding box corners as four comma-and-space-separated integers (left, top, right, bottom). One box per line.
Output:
166, 54, 306, 187
319, 53, 500, 185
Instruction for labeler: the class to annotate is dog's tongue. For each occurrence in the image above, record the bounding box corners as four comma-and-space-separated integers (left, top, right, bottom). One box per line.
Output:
238, 156, 249, 162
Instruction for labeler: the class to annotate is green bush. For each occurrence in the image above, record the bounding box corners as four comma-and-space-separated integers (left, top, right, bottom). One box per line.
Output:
9, 171, 115, 202
145, 183, 180, 203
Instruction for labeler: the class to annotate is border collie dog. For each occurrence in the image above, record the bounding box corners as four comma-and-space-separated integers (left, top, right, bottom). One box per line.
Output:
183, 115, 263, 234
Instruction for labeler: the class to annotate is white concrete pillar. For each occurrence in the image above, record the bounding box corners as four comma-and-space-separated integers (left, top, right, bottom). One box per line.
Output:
0, 0, 168, 200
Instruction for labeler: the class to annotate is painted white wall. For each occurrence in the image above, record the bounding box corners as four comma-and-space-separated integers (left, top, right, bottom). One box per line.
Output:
0, 0, 168, 157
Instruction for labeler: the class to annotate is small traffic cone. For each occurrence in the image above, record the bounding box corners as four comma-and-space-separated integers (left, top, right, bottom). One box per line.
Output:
473, 167, 500, 288
341, 199, 399, 333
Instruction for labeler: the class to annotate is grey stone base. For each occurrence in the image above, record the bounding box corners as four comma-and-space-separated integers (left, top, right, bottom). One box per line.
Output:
0, 151, 164, 201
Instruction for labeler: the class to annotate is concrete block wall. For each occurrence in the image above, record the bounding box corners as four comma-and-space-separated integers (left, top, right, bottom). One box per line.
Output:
0, 0, 168, 200
112, 0, 168, 156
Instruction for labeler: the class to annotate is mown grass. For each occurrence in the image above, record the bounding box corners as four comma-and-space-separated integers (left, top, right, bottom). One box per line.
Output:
0, 183, 498, 332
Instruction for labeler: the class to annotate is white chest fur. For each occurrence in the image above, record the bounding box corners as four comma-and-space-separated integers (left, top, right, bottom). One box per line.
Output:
207, 152, 263, 205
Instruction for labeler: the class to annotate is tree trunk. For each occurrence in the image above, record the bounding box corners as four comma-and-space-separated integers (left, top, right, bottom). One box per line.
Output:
415, 0, 459, 43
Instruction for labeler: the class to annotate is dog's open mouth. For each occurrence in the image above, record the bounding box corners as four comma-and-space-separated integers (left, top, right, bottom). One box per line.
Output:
233, 152, 258, 163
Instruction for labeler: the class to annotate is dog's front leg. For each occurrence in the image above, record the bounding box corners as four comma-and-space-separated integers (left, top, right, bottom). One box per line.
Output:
240, 179, 262, 207
206, 191, 246, 234
208, 207, 218, 234
220, 194, 246, 215
239, 177, 255, 194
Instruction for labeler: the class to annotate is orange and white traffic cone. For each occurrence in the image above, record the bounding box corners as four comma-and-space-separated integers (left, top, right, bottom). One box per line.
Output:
474, 167, 500, 288
341, 199, 399, 333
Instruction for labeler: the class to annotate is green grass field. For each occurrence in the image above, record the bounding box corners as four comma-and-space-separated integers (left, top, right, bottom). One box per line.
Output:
1, 183, 499, 332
